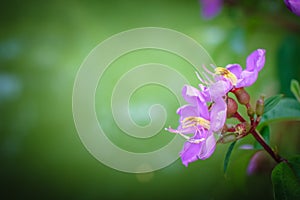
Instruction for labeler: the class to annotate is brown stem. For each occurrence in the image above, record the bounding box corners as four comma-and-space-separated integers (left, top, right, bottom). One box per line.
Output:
250, 129, 282, 163
233, 112, 246, 123
233, 112, 285, 163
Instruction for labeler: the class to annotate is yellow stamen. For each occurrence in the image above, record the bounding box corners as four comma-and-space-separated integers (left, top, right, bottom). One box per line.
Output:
181, 117, 210, 130
215, 67, 238, 86
189, 138, 206, 144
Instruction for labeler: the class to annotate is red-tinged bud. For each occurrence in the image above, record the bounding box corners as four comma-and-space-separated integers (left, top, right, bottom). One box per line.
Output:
227, 97, 238, 118
256, 96, 264, 116
232, 88, 250, 105
221, 124, 228, 134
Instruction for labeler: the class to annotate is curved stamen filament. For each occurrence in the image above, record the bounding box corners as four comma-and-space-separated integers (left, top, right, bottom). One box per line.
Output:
196, 71, 209, 85
188, 138, 205, 144
165, 127, 206, 143
181, 116, 210, 130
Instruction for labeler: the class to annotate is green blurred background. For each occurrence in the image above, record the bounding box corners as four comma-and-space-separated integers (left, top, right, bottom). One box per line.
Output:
1, 0, 300, 199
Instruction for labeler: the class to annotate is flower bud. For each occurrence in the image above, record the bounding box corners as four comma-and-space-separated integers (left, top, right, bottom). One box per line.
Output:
226, 97, 238, 118
255, 96, 264, 116
217, 133, 237, 144
232, 88, 250, 105
247, 105, 255, 118
221, 124, 228, 134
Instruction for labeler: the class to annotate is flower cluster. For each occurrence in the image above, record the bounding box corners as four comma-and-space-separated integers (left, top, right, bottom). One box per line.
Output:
166, 49, 266, 166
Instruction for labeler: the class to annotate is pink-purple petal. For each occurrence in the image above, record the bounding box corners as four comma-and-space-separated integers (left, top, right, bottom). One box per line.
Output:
226, 64, 242, 79
180, 129, 216, 166
284, 0, 300, 16
199, 0, 223, 19
180, 132, 204, 166
177, 105, 198, 120
210, 97, 227, 132
198, 133, 216, 159
246, 49, 266, 72
182, 85, 201, 106
209, 80, 231, 100
236, 70, 258, 88
199, 84, 212, 102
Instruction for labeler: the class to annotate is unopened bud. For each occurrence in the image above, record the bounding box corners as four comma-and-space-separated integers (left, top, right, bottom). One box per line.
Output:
227, 97, 238, 118
221, 124, 228, 134
217, 133, 237, 144
247, 104, 255, 118
232, 88, 250, 105
256, 96, 264, 116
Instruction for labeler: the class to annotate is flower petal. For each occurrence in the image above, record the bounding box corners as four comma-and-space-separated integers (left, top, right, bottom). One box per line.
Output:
180, 134, 204, 166
177, 105, 198, 120
182, 85, 201, 105
200, 0, 223, 19
210, 97, 227, 132
246, 49, 266, 72
181, 85, 210, 119
209, 80, 231, 100
226, 64, 242, 79
199, 84, 212, 102
180, 129, 212, 166
236, 70, 258, 88
197, 133, 216, 159
284, 0, 300, 16
176, 105, 199, 134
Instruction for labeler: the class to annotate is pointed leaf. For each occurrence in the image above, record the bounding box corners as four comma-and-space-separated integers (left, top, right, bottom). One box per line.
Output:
223, 141, 236, 174
291, 79, 300, 102
257, 98, 300, 131
264, 94, 283, 114
272, 156, 300, 200
254, 126, 270, 149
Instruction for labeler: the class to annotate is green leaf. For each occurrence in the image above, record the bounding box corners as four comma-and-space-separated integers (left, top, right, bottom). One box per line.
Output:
288, 156, 300, 181
272, 156, 300, 200
257, 98, 300, 131
291, 79, 300, 102
223, 141, 236, 174
264, 94, 283, 114
254, 126, 270, 149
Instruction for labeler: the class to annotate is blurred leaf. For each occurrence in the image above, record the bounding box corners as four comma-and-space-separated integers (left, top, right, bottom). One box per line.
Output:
257, 98, 300, 131
272, 156, 300, 200
288, 156, 300, 181
223, 141, 236, 174
277, 35, 300, 97
254, 126, 270, 150
291, 79, 300, 102
264, 94, 283, 114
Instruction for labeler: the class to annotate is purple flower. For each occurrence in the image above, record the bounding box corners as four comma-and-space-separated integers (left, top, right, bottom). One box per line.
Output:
166, 85, 227, 166
284, 0, 300, 16
199, 0, 223, 19
169, 85, 210, 135
180, 128, 216, 166
215, 49, 266, 89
